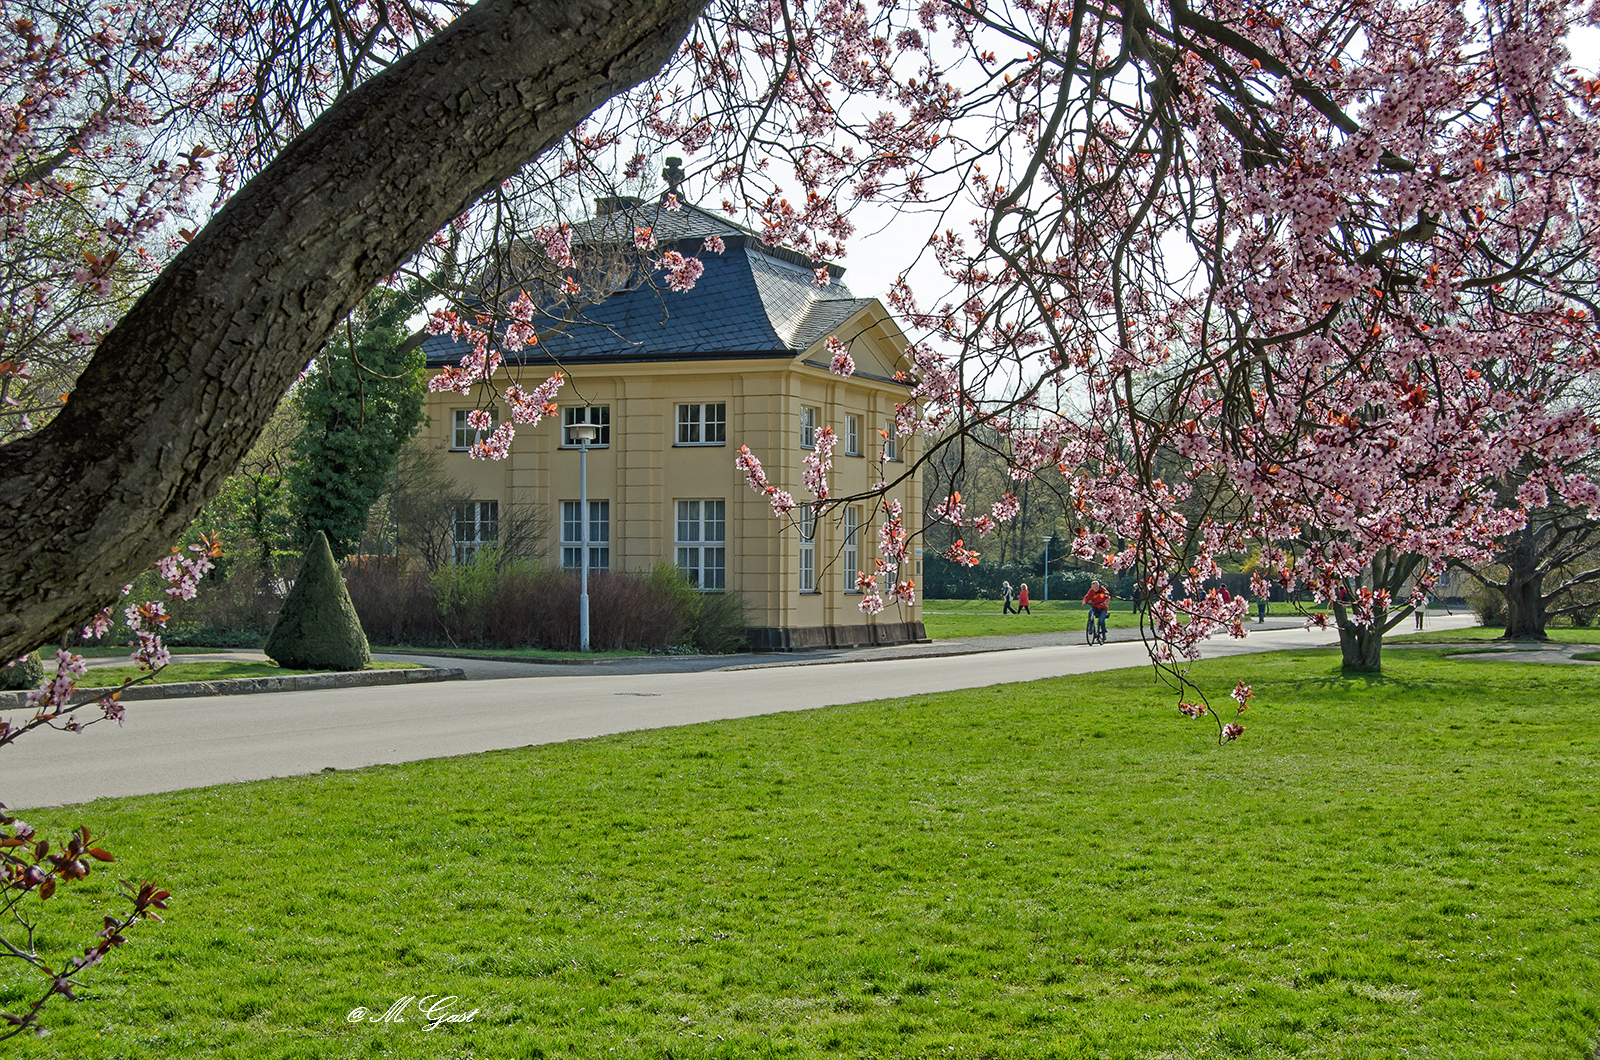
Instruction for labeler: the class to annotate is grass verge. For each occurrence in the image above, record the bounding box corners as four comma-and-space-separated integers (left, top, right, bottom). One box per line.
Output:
1387, 626, 1600, 645
78, 660, 419, 687
8, 649, 1600, 1059
921, 599, 1334, 640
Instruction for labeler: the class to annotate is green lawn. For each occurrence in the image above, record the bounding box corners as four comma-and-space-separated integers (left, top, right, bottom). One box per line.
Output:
8, 650, 1599, 1058
372, 644, 651, 661
1388, 626, 1600, 645
25, 644, 273, 661
921, 599, 1332, 640
78, 660, 418, 688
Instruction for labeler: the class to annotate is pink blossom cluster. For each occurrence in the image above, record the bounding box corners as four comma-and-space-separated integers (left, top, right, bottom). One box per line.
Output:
929, 492, 965, 526
989, 493, 1020, 522
656, 250, 705, 292
943, 540, 979, 567
826, 336, 855, 377
736, 445, 796, 515
802, 426, 837, 500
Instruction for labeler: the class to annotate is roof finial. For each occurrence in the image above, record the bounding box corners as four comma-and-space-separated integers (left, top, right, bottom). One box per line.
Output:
661, 157, 685, 203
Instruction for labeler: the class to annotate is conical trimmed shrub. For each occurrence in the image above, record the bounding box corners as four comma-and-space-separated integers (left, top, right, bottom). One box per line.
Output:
0, 650, 43, 691
264, 531, 371, 671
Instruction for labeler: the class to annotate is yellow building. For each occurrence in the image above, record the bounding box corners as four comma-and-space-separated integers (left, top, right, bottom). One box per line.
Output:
421, 199, 926, 650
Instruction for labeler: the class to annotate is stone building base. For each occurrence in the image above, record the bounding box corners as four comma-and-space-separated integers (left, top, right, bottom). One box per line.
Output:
746, 621, 929, 652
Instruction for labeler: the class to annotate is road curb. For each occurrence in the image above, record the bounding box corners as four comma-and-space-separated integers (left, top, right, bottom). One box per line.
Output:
0, 665, 466, 709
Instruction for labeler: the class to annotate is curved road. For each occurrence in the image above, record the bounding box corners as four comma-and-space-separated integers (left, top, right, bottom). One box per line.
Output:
5, 616, 1477, 809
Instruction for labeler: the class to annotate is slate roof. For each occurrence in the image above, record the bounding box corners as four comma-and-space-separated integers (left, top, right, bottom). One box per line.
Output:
422, 202, 875, 368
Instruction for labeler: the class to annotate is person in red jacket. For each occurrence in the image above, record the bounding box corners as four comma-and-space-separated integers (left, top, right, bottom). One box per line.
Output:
1083, 581, 1110, 637
1018, 583, 1031, 614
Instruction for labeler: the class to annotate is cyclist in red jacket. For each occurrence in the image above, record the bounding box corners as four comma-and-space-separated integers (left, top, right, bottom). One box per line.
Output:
1083, 581, 1111, 637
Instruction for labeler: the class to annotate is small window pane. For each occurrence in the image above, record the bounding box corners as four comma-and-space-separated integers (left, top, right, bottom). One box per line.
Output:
564, 405, 610, 445
706, 403, 726, 443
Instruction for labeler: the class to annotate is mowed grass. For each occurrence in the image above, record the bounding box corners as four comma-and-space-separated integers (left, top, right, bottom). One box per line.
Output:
7, 650, 1600, 1059
923, 598, 1145, 639
1389, 626, 1600, 645
921, 599, 1333, 640
78, 660, 418, 688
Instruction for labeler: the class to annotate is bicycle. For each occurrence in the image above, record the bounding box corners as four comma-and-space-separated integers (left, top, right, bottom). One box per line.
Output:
1084, 610, 1108, 645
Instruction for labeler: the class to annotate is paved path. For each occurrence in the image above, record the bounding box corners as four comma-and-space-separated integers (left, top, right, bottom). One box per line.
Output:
4, 615, 1478, 809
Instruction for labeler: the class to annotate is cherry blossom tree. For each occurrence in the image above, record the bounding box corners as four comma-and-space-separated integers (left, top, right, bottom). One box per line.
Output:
610, 0, 1600, 687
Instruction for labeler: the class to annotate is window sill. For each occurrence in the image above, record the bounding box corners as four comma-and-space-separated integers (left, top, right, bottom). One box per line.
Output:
673, 442, 727, 447
558, 443, 612, 450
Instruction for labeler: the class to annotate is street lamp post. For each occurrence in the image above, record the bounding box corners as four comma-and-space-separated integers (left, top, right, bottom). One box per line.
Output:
571, 419, 599, 652
1042, 536, 1052, 601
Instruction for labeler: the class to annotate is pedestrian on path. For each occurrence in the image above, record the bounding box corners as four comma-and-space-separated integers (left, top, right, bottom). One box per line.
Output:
1001, 580, 1017, 615
1257, 597, 1268, 623
1415, 594, 1429, 630
1018, 583, 1031, 614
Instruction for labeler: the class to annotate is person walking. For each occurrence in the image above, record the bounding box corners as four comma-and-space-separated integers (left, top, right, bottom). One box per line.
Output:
1018, 583, 1031, 614
1257, 596, 1268, 624
1001, 580, 1017, 615
1415, 593, 1429, 630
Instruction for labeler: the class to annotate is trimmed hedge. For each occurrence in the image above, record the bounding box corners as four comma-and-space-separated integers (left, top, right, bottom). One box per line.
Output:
0, 650, 43, 692
264, 531, 371, 671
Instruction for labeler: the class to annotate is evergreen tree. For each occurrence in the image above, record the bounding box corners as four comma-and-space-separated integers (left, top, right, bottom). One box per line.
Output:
288, 285, 427, 559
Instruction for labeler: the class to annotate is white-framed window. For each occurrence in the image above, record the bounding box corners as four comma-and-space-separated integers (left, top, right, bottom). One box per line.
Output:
800, 406, 817, 449
676, 499, 726, 590
452, 408, 498, 450
882, 421, 899, 462
843, 505, 859, 592
799, 505, 816, 593
452, 501, 498, 564
562, 405, 610, 447
846, 415, 861, 456
677, 402, 727, 445
560, 500, 610, 570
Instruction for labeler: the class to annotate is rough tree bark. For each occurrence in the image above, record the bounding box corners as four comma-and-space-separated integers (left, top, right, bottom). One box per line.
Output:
0, 0, 709, 661
1499, 522, 1549, 640
1328, 550, 1422, 671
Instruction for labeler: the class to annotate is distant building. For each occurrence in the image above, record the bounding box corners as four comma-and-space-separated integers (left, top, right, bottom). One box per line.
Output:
421, 178, 925, 650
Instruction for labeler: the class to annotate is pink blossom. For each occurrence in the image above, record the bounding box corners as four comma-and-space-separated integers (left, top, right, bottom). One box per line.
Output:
802, 426, 837, 499
943, 540, 980, 567
990, 493, 1020, 522
657, 250, 705, 292
930, 492, 965, 526
826, 336, 855, 376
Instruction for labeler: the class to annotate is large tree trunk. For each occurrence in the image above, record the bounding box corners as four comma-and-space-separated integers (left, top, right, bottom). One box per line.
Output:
0, 0, 709, 660
1499, 523, 1549, 639
1333, 603, 1386, 671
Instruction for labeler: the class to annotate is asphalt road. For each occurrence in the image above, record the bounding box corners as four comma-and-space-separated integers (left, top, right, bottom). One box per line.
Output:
4, 615, 1478, 809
